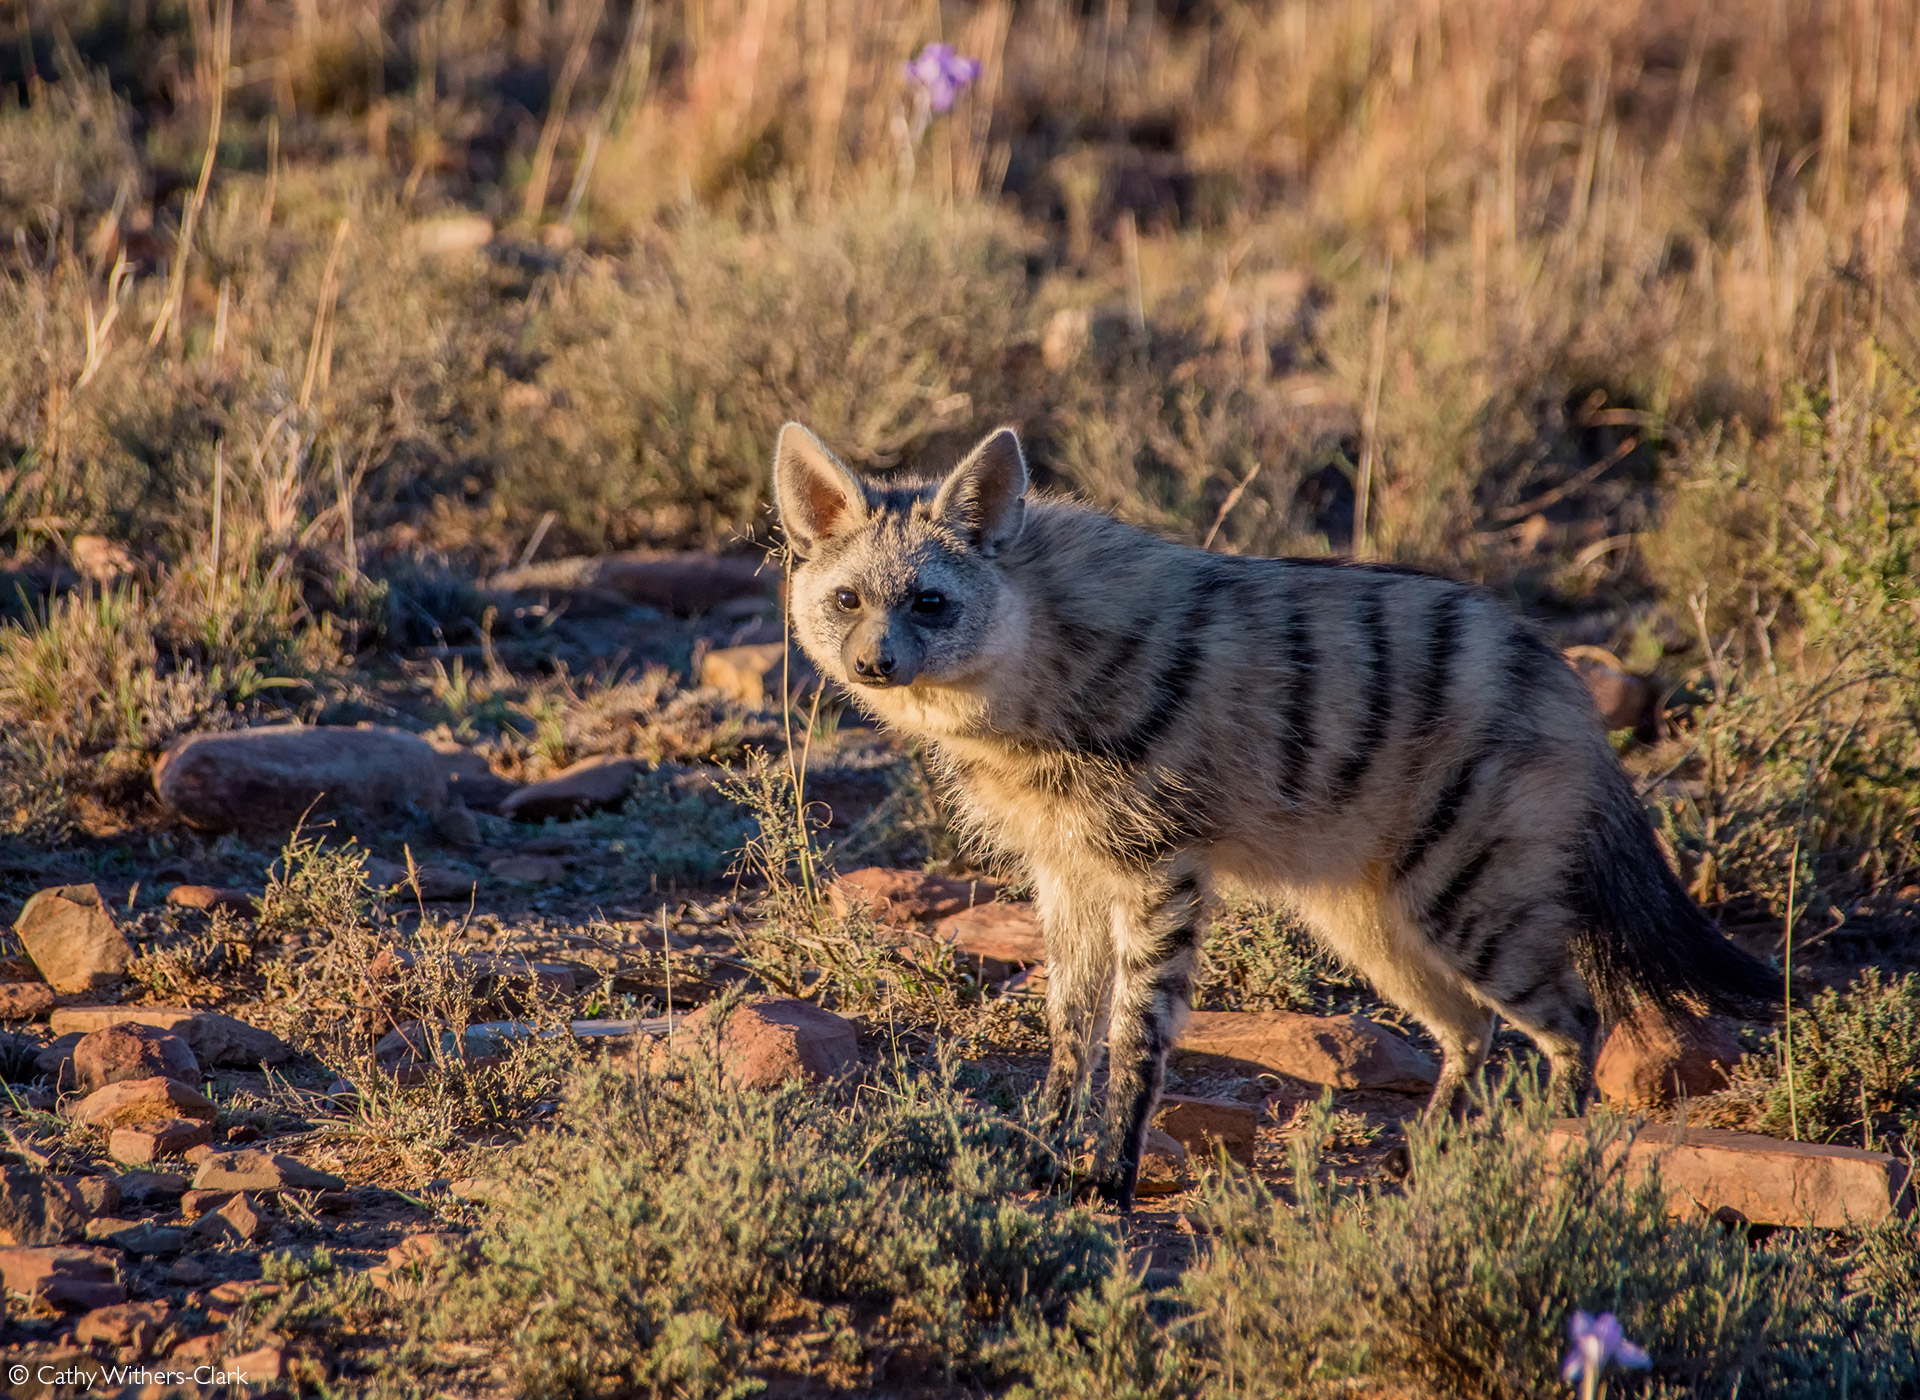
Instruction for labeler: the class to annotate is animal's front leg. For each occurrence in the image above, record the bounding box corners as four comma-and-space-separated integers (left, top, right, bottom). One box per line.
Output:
1034, 864, 1117, 1131
1099, 866, 1207, 1211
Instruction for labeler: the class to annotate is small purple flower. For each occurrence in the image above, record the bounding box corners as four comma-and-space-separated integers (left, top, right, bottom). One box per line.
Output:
1562, 1311, 1651, 1394
903, 43, 982, 115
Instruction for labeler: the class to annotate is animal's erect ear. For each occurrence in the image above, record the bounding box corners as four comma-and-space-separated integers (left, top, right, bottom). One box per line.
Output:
773, 423, 867, 557
932, 427, 1028, 557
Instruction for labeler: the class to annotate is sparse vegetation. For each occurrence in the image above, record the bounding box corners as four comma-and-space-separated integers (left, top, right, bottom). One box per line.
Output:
3, 0, 1920, 1391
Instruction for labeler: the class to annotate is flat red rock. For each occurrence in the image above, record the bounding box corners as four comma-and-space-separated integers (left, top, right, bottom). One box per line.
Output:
1176, 1009, 1437, 1091
1547, 1119, 1913, 1229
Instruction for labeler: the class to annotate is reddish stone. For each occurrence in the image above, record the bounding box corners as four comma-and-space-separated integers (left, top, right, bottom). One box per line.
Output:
498, 756, 642, 821
74, 1299, 170, 1349
1565, 647, 1655, 731
1547, 1120, 1913, 1229
165, 884, 259, 916
0, 1245, 125, 1309
493, 549, 775, 615
700, 642, 819, 709
932, 901, 1046, 979
1595, 1013, 1746, 1109
1135, 1127, 1189, 1198
69, 1075, 217, 1130
109, 1118, 214, 1165
1153, 1094, 1258, 1167
831, 868, 1001, 925
191, 1191, 269, 1245
73, 1023, 202, 1092
0, 1165, 88, 1245
49, 1006, 292, 1067
1177, 1010, 1438, 1092
13, 884, 133, 995
665, 998, 860, 1089
0, 981, 56, 1020
153, 723, 449, 831
192, 1148, 345, 1193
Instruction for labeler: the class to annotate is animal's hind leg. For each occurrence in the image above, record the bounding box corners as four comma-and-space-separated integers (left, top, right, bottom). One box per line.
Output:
1485, 958, 1600, 1115
1299, 893, 1495, 1124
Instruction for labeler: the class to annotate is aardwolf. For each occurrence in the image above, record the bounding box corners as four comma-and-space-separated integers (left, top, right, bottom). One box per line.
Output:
773, 422, 1776, 1209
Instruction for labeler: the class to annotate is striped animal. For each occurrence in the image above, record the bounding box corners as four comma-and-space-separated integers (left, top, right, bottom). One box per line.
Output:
773, 422, 1776, 1209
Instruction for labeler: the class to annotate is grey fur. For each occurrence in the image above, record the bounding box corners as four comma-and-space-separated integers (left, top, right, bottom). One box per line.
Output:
772, 423, 1777, 1210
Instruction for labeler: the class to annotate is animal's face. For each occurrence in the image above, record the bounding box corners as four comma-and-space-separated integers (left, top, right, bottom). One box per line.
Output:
773, 425, 1028, 693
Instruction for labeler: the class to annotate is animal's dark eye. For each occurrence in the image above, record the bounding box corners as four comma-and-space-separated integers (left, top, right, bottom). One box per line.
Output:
835, 588, 862, 612
911, 590, 946, 615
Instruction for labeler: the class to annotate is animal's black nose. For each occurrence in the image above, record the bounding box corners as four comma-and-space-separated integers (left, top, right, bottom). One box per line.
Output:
853, 652, 895, 680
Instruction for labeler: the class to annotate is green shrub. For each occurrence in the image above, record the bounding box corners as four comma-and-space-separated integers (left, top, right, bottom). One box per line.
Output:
430, 1050, 1116, 1398
1712, 967, 1920, 1151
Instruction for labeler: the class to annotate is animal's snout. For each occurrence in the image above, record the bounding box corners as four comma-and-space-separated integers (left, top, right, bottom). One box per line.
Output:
851, 648, 897, 681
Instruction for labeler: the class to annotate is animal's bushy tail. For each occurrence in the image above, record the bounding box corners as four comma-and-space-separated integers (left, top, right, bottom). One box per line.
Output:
1571, 761, 1781, 1025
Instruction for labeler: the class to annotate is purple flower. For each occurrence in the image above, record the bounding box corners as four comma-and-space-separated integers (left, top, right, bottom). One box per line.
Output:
1561, 1311, 1651, 1391
903, 43, 982, 114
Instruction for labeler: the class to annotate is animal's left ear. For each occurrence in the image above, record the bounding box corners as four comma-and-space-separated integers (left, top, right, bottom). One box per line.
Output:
932, 427, 1028, 557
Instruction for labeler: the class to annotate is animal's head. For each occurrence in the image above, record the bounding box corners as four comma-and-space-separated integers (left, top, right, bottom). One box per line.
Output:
772, 423, 1028, 693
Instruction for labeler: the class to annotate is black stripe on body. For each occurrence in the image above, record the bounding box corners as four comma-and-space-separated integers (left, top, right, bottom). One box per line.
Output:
1393, 753, 1480, 881
1426, 841, 1498, 945
1276, 593, 1319, 800
1412, 591, 1466, 733
1077, 574, 1226, 767
1468, 908, 1529, 982
1327, 588, 1395, 803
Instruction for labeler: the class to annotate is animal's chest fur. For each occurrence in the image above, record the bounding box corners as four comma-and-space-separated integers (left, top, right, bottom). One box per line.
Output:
931, 736, 1214, 876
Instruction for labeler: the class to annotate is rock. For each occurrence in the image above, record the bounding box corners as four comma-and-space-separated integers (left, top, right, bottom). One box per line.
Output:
668, 998, 860, 1089
13, 884, 133, 995
1547, 1120, 1913, 1230
34, 1031, 83, 1088
369, 1230, 471, 1296
932, 901, 1046, 980
191, 1191, 269, 1245
49, 1006, 294, 1067
85, 1218, 187, 1255
829, 868, 1002, 925
1595, 1014, 1746, 1110
69, 1075, 217, 1130
166, 1256, 209, 1285
225, 1342, 289, 1383
109, 1118, 214, 1165
115, 1170, 189, 1206
366, 859, 477, 901
1564, 647, 1655, 731
1176, 1010, 1438, 1092
69, 534, 136, 583
74, 1299, 170, 1349
430, 744, 520, 813
700, 642, 819, 709
65, 1176, 118, 1216
0, 981, 56, 1020
411, 214, 494, 257
1135, 1127, 1189, 1198
0, 1245, 125, 1309
492, 549, 776, 615
181, 1188, 234, 1218
192, 1148, 347, 1194
488, 853, 570, 885
73, 1023, 202, 1093
498, 756, 642, 821
433, 801, 484, 847
1153, 1094, 1258, 1167
0, 1165, 88, 1245
165, 884, 259, 917
152, 724, 449, 832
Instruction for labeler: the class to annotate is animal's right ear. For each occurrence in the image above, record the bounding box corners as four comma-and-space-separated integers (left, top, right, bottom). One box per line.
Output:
773, 423, 867, 557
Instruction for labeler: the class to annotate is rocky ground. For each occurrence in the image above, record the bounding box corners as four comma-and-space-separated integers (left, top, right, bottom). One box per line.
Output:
0, 551, 1911, 1398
